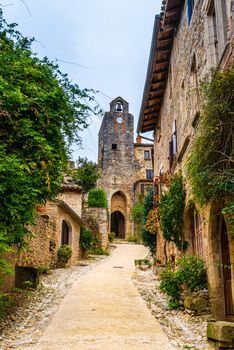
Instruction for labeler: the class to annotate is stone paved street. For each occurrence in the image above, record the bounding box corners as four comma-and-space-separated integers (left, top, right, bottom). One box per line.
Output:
16, 244, 170, 350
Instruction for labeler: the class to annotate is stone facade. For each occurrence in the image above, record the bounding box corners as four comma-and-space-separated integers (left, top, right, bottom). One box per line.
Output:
138, 0, 234, 326
98, 97, 153, 239
18, 200, 82, 269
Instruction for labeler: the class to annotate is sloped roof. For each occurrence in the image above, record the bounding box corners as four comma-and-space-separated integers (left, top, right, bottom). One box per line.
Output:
137, 0, 185, 133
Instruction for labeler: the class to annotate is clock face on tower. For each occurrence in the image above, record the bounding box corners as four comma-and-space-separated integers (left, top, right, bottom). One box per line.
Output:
116, 116, 123, 124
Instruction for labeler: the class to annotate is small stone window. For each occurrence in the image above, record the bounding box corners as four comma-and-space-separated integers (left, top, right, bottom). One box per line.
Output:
144, 150, 150, 160
112, 143, 117, 150
146, 169, 153, 180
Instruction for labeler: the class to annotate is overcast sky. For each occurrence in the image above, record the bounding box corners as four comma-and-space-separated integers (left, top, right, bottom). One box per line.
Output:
2, 0, 161, 162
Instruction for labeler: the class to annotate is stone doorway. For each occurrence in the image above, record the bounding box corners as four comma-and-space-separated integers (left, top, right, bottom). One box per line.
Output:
111, 211, 125, 239
221, 216, 234, 318
111, 191, 127, 239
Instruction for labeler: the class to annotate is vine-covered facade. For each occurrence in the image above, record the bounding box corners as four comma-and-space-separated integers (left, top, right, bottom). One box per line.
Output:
138, 0, 234, 342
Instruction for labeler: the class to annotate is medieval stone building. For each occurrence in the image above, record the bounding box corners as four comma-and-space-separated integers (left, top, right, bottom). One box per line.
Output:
98, 97, 153, 239
138, 0, 234, 344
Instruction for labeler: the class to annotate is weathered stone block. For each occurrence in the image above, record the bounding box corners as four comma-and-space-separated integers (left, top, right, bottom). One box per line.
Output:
184, 290, 210, 314
207, 321, 234, 344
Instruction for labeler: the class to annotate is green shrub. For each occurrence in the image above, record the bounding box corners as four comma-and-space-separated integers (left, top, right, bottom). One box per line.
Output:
89, 247, 109, 255
108, 232, 115, 243
159, 269, 180, 309
57, 245, 72, 264
88, 188, 108, 208
135, 259, 150, 267
159, 254, 207, 309
176, 255, 207, 291
38, 265, 50, 274
80, 226, 93, 251
127, 235, 137, 243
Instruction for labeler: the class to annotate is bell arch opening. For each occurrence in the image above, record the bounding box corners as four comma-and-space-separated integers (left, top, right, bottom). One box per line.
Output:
111, 211, 125, 239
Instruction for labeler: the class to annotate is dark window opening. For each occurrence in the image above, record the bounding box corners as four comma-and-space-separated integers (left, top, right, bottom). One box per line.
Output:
61, 220, 70, 245
140, 183, 145, 195
187, 0, 194, 24
112, 143, 117, 150
144, 150, 150, 160
146, 169, 153, 180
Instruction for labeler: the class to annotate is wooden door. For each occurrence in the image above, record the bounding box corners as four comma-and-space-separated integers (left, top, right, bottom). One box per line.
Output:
221, 218, 234, 317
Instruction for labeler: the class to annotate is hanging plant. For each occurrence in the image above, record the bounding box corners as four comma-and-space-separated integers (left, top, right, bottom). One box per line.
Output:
145, 208, 158, 234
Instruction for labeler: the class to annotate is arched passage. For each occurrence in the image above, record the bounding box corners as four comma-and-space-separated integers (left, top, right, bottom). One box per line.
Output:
111, 191, 127, 239
111, 211, 125, 239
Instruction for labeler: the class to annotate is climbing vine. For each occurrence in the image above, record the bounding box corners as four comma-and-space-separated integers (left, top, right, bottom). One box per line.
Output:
158, 172, 186, 250
0, 12, 100, 277
141, 188, 157, 255
186, 68, 234, 230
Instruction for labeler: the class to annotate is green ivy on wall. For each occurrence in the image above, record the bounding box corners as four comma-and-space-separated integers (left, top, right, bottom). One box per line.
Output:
186, 68, 234, 230
158, 172, 187, 250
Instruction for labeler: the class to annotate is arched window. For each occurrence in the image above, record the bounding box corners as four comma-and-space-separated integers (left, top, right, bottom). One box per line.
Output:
61, 220, 70, 245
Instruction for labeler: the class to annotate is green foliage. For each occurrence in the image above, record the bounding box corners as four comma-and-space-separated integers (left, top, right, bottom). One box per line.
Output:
57, 245, 72, 264
88, 188, 107, 208
37, 265, 50, 274
158, 172, 186, 250
176, 255, 207, 292
159, 269, 180, 309
0, 293, 15, 317
186, 69, 234, 206
159, 254, 207, 309
127, 235, 137, 243
131, 202, 144, 223
79, 226, 93, 252
134, 259, 150, 266
0, 12, 100, 277
74, 157, 100, 193
141, 188, 157, 255
108, 232, 115, 243
89, 247, 109, 255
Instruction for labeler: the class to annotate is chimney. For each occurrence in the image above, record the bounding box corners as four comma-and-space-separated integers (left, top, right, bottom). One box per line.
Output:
136, 135, 142, 144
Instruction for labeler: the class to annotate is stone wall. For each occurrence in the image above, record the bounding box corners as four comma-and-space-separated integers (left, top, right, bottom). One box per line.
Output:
58, 191, 82, 217
86, 208, 109, 249
148, 0, 234, 321
18, 201, 81, 269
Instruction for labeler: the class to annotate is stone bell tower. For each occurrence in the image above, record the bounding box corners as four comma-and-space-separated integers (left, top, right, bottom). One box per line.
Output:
98, 97, 135, 239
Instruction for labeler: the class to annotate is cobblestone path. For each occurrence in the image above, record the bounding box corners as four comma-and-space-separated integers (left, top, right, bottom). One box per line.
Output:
19, 244, 170, 350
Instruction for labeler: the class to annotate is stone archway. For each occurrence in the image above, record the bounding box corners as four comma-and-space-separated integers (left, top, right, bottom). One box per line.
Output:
111, 191, 127, 239
111, 211, 125, 238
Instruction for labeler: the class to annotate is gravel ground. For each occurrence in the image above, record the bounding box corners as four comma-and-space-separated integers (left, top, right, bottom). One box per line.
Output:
133, 268, 215, 350
0, 256, 107, 350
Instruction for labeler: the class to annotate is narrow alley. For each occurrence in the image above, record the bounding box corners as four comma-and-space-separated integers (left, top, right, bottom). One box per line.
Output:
20, 245, 170, 350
